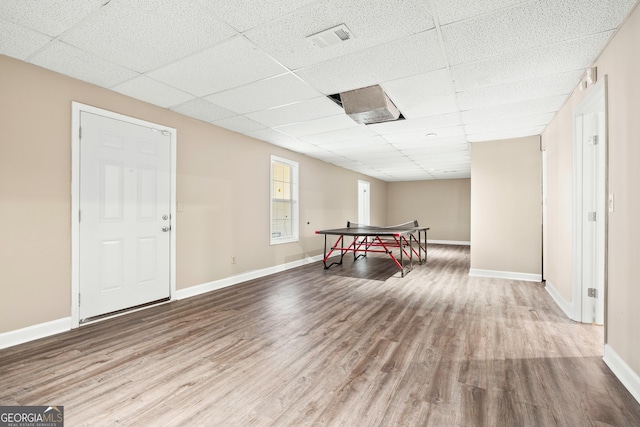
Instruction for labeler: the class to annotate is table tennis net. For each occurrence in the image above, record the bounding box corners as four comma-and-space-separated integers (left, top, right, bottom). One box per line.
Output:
346, 220, 420, 231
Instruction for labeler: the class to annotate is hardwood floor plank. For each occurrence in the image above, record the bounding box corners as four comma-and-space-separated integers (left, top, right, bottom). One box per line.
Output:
1, 245, 639, 426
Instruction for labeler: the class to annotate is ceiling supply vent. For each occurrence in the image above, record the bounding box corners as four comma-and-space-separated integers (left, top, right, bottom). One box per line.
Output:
340, 85, 401, 125
306, 24, 352, 48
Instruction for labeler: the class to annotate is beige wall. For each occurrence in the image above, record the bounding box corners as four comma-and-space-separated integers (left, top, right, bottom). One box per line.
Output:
470, 136, 542, 276
0, 55, 387, 333
387, 179, 470, 242
542, 4, 640, 377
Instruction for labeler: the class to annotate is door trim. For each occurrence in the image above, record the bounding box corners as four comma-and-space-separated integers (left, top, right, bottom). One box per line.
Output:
358, 179, 370, 225
571, 77, 607, 324
71, 102, 177, 327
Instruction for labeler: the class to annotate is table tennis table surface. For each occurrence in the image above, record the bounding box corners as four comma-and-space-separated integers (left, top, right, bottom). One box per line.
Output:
315, 220, 427, 237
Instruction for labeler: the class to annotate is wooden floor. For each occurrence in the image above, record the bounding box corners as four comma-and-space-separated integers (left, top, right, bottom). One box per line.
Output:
2, 245, 640, 426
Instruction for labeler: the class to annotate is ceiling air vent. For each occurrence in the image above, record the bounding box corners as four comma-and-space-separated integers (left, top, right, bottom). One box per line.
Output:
306, 24, 352, 48
339, 85, 401, 125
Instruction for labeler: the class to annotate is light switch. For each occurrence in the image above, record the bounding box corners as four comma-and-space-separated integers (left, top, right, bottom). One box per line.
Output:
177, 203, 184, 212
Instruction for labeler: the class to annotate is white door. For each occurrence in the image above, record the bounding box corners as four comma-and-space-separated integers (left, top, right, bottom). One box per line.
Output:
358, 180, 370, 225
79, 111, 171, 320
573, 79, 606, 325
581, 110, 606, 324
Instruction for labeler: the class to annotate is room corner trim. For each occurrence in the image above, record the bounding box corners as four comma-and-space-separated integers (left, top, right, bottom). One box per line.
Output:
468, 268, 542, 282
544, 280, 573, 319
604, 344, 640, 405
176, 255, 324, 300
0, 317, 72, 350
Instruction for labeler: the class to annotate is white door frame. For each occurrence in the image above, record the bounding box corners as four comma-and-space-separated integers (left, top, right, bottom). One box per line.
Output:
71, 102, 177, 327
572, 78, 607, 324
358, 179, 370, 225
542, 149, 547, 281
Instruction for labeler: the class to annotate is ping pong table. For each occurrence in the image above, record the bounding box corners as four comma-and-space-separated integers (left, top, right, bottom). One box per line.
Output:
315, 220, 429, 277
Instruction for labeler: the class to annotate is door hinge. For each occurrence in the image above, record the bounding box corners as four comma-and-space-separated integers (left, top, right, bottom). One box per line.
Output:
79, 126, 82, 139
588, 135, 598, 145
588, 211, 597, 222
79, 210, 81, 222
588, 288, 598, 298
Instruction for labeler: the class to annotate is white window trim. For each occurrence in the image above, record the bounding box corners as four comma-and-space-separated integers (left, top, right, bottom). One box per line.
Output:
270, 155, 299, 245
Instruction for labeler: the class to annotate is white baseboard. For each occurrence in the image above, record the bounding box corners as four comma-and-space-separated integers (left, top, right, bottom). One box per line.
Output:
0, 256, 325, 349
176, 255, 324, 300
0, 317, 72, 350
544, 280, 573, 319
468, 268, 542, 282
604, 344, 640, 405
428, 240, 471, 246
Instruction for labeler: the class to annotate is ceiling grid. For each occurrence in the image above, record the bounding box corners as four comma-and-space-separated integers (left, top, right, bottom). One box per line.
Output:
1, 0, 637, 181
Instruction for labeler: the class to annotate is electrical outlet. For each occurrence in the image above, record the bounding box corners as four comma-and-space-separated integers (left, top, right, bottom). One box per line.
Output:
231, 256, 236, 264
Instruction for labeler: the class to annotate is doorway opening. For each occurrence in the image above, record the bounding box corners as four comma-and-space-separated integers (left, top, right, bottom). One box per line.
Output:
358, 180, 370, 225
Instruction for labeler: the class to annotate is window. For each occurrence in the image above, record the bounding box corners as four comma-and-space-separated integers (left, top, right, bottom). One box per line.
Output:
270, 155, 299, 244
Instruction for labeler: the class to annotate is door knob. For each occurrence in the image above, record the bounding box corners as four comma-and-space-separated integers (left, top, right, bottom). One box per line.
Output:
162, 226, 170, 232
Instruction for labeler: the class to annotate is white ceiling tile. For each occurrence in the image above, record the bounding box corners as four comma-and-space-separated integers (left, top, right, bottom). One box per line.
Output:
327, 136, 395, 153
442, 0, 636, 65
204, 73, 321, 114
170, 98, 236, 123
111, 75, 194, 108
369, 113, 461, 136
274, 114, 356, 138
370, 113, 462, 136
246, 97, 344, 127
295, 30, 446, 95
420, 161, 471, 169
456, 70, 582, 111
451, 32, 613, 92
461, 95, 567, 124
244, 0, 435, 70
342, 147, 405, 159
383, 127, 466, 144
432, 0, 526, 25
0, 19, 52, 59
401, 143, 470, 156
464, 112, 554, 135
60, 0, 238, 72
195, 0, 318, 32
308, 153, 356, 165
244, 128, 303, 149
381, 69, 458, 119
416, 165, 471, 176
28, 41, 138, 88
388, 172, 434, 181
431, 172, 471, 179
0, 0, 107, 37
410, 154, 470, 165
148, 36, 288, 97
299, 125, 377, 145
467, 126, 546, 142
2, 0, 633, 182
392, 136, 469, 151
328, 159, 363, 169
353, 169, 388, 178
377, 165, 425, 174
213, 115, 266, 133
286, 142, 328, 156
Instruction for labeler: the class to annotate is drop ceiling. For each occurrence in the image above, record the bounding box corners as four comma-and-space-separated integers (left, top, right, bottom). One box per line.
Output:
1, 0, 637, 181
